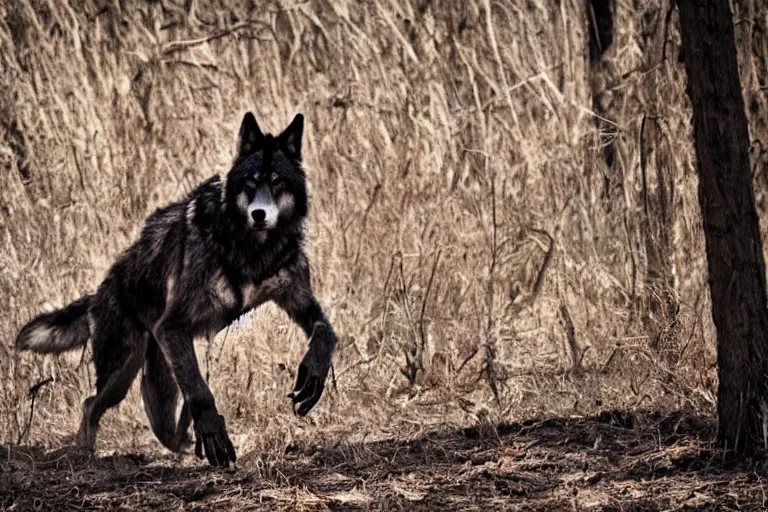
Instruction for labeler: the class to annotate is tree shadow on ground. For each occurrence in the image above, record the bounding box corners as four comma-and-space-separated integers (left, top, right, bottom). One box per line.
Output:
2, 409, 765, 511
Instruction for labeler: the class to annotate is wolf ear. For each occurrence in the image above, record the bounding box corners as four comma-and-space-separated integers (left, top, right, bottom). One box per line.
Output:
279, 113, 304, 161
237, 112, 265, 157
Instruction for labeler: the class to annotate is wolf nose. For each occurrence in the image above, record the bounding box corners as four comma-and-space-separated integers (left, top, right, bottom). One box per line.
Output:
251, 209, 266, 223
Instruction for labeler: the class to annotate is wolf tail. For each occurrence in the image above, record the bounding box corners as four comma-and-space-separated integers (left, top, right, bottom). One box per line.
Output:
15, 295, 94, 354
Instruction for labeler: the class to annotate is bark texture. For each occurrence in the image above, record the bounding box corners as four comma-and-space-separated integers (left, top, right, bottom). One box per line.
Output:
678, 0, 768, 454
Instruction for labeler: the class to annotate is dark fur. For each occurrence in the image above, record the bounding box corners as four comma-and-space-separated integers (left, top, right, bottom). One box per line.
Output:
15, 113, 337, 467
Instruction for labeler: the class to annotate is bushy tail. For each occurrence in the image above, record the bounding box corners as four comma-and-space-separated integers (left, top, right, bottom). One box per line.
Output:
15, 295, 94, 354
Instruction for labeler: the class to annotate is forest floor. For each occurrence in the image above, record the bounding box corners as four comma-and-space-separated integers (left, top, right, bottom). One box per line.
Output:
3, 410, 768, 511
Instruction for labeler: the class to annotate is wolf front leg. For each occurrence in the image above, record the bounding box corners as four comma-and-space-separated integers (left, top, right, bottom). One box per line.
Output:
274, 260, 338, 416
153, 317, 236, 466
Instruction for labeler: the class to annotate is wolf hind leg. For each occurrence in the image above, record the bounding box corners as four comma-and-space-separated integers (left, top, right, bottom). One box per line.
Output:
141, 337, 193, 452
76, 303, 148, 450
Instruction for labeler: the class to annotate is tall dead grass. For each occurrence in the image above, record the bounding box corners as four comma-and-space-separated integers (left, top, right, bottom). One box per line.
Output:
0, 0, 764, 457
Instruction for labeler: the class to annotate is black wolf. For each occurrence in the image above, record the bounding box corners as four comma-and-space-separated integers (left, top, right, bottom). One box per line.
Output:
15, 113, 337, 467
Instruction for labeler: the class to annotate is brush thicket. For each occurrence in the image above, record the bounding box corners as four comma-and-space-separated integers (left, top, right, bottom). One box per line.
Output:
3, 0, 765, 459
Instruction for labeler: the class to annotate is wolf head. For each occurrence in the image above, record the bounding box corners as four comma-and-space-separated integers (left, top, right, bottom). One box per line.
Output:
225, 113, 308, 231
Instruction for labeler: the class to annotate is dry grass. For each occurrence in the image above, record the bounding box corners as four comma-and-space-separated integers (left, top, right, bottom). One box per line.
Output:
1, 0, 767, 509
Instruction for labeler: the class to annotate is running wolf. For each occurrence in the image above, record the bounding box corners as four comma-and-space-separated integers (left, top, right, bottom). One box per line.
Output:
15, 113, 337, 467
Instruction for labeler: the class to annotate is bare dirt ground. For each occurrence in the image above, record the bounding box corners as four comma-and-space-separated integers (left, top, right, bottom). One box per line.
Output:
3, 410, 767, 511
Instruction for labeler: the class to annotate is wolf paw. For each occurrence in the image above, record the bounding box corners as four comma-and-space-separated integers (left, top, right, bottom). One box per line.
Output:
193, 410, 236, 467
289, 344, 332, 416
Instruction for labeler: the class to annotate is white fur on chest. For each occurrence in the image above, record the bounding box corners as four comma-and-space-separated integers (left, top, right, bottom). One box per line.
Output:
240, 269, 292, 311
208, 268, 292, 313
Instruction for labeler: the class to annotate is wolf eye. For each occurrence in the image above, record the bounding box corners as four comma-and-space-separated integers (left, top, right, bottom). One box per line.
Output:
271, 172, 281, 185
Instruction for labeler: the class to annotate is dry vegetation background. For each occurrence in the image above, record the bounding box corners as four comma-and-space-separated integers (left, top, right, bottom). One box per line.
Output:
1, 0, 768, 509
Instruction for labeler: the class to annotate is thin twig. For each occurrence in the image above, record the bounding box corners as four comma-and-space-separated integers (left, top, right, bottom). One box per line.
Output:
17, 377, 54, 445
662, 0, 677, 62
457, 347, 479, 375
419, 249, 442, 356
526, 228, 555, 301
336, 356, 378, 379
483, 173, 500, 403
162, 20, 271, 55
640, 112, 650, 218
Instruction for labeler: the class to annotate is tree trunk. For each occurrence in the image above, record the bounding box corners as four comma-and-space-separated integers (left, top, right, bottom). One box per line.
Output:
638, 1, 679, 358
678, 0, 768, 454
732, 0, 768, 208
586, 0, 617, 171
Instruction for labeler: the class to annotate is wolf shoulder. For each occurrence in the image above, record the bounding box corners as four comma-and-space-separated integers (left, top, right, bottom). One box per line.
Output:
131, 175, 223, 251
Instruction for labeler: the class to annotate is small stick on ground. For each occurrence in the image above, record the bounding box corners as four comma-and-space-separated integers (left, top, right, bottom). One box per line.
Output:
17, 376, 53, 445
